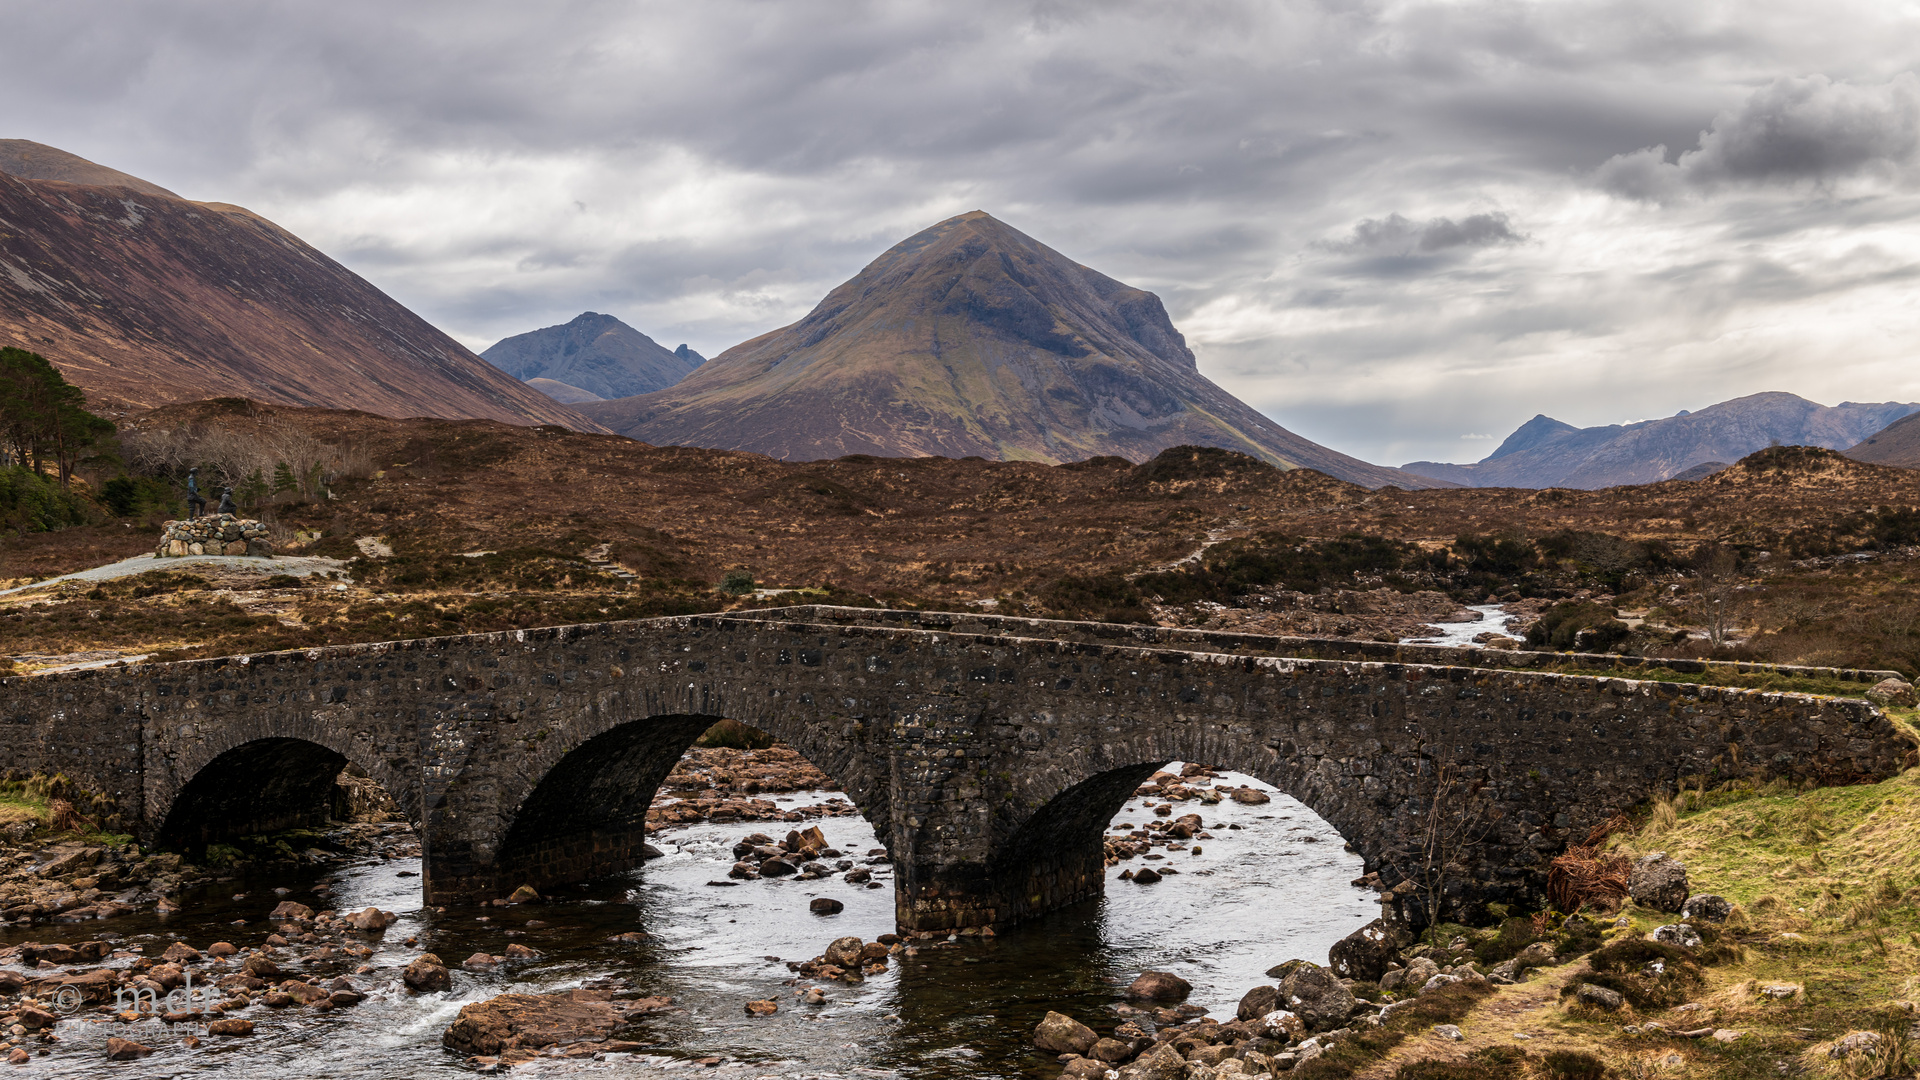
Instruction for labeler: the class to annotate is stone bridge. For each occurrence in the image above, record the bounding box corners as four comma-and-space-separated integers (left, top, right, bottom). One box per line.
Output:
0, 607, 1908, 934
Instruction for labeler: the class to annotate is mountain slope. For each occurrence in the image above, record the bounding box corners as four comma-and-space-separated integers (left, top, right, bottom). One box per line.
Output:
577, 211, 1438, 488
480, 312, 702, 400
1846, 411, 1920, 469
1402, 393, 1920, 489
0, 140, 594, 428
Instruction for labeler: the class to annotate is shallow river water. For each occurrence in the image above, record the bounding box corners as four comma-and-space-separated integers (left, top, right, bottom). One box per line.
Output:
5, 768, 1376, 1078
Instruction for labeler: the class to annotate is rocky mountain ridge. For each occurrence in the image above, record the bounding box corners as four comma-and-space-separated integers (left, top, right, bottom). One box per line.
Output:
578, 212, 1443, 489
0, 140, 594, 429
1404, 392, 1919, 488
481, 312, 703, 402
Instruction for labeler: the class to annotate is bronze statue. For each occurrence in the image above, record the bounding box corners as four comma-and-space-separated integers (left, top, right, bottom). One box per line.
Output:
185, 468, 207, 519
217, 487, 235, 516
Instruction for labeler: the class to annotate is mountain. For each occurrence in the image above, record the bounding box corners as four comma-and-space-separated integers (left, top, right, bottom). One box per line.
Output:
525, 377, 605, 404
480, 312, 703, 400
1846, 411, 1920, 469
1401, 393, 1920, 489
576, 212, 1439, 488
0, 140, 593, 428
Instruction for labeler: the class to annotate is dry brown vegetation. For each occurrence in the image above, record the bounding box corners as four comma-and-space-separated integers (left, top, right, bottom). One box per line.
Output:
0, 401, 1915, 674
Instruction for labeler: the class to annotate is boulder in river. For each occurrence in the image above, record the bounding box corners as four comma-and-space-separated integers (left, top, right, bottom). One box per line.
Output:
404, 954, 453, 993
208, 941, 239, 957
1229, 787, 1271, 805
824, 936, 865, 967
269, 901, 315, 922
1132, 868, 1162, 885
105, 1037, 153, 1060
809, 898, 845, 915
1328, 918, 1401, 982
206, 1018, 255, 1036
507, 885, 541, 904
1125, 970, 1191, 1001
1033, 1010, 1099, 1055
745, 999, 778, 1016
347, 907, 394, 931
1235, 985, 1279, 1021
162, 942, 202, 963
443, 988, 623, 1055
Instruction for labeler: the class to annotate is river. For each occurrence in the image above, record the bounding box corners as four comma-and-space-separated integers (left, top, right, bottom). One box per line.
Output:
5, 767, 1375, 1078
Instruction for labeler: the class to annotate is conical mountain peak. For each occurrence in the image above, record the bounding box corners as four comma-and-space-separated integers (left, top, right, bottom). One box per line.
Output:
577, 214, 1438, 488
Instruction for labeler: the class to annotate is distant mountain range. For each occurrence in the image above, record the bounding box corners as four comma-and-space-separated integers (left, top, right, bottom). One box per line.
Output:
1846, 411, 1920, 470
575, 211, 1443, 489
481, 312, 704, 402
0, 140, 592, 429
1402, 393, 1920, 489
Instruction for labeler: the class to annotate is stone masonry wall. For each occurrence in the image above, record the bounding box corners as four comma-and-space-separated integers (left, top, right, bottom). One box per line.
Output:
0, 610, 1907, 934
155, 514, 273, 558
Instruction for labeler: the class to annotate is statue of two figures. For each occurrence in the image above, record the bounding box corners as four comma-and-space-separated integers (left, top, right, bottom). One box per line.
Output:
184, 468, 235, 518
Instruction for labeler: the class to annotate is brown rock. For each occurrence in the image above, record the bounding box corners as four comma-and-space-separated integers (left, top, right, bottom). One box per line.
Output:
507, 885, 541, 904
16, 1007, 58, 1030
1126, 970, 1192, 1001
1116, 1041, 1185, 1079
463, 953, 499, 971
7, 1048, 27, 1064
347, 907, 392, 931
1035, 1010, 1099, 1055
1060, 1057, 1110, 1079
504, 944, 542, 959
823, 936, 866, 967
207, 1018, 255, 1036
1328, 918, 1401, 982
745, 999, 778, 1016
162, 941, 202, 963
242, 954, 281, 979
442, 989, 624, 1055
1090, 1037, 1134, 1062
269, 901, 315, 922
1236, 985, 1280, 1021
1229, 787, 1271, 804
404, 954, 452, 993
106, 1037, 154, 1060
208, 942, 238, 957
810, 897, 845, 915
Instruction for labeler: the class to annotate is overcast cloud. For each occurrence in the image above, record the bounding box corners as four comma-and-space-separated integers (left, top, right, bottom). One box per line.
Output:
4, 0, 1919, 465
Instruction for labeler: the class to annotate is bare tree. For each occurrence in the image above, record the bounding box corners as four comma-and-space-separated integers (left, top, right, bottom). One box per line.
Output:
1410, 750, 1499, 942
1690, 544, 1740, 646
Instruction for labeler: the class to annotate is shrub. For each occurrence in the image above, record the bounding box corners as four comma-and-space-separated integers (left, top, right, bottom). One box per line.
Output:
719, 569, 757, 596
696, 719, 774, 750
1526, 601, 1630, 651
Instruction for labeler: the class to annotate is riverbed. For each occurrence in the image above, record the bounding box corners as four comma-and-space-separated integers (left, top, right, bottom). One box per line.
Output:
4, 767, 1375, 1078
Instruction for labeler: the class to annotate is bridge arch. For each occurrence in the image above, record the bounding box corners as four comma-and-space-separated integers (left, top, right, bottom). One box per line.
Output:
155, 734, 418, 853
471, 706, 893, 902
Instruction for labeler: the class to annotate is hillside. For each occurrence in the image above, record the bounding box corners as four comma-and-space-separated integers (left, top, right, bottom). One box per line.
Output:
1404, 392, 1918, 488
0, 140, 594, 429
577, 211, 1442, 489
481, 311, 703, 400
1846, 409, 1920, 468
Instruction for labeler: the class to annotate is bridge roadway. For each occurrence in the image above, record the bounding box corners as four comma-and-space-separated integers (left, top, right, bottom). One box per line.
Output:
0, 606, 1908, 933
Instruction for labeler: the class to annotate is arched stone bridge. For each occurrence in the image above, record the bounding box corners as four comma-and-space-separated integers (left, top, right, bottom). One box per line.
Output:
0, 607, 1907, 933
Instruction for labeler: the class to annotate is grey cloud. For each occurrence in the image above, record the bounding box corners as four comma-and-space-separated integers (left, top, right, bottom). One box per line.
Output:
2, 0, 1918, 465
1337, 212, 1527, 254
1597, 74, 1920, 199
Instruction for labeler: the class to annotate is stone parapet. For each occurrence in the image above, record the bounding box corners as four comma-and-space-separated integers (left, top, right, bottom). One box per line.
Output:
155, 515, 274, 558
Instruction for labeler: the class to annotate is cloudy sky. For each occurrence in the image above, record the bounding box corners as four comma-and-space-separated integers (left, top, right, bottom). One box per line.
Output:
6, 0, 1920, 465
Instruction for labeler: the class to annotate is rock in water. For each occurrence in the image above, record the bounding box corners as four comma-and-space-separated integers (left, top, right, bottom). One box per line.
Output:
1236, 985, 1279, 1021
1629, 852, 1689, 913
403, 954, 452, 993
1033, 1010, 1099, 1055
105, 1037, 153, 1060
443, 989, 624, 1055
1328, 918, 1400, 982
809, 898, 845, 916
1126, 970, 1192, 1001
824, 937, 865, 967
206, 1018, 254, 1036
1279, 963, 1357, 1033
745, 999, 778, 1016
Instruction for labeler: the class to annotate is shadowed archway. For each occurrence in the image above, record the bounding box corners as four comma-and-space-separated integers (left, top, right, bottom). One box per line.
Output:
156, 738, 367, 852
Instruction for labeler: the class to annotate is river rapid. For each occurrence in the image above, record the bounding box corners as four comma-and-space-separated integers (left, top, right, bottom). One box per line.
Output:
4, 768, 1376, 1079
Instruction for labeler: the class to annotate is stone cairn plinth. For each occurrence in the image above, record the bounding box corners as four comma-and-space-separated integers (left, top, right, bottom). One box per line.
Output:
156, 515, 274, 558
